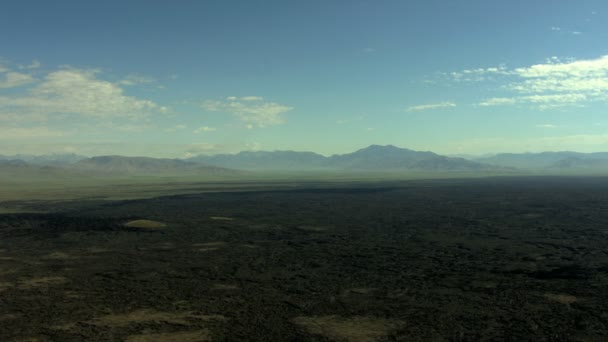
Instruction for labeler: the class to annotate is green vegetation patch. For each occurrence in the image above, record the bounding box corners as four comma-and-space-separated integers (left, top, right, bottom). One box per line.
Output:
124, 219, 167, 229
293, 315, 402, 342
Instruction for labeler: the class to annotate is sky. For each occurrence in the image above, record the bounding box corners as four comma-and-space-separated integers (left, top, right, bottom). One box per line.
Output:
1, 0, 608, 157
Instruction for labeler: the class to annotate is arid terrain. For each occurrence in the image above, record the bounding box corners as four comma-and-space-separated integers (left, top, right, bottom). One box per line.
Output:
1, 176, 607, 341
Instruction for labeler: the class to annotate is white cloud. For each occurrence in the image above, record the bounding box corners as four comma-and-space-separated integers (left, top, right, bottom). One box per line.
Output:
407, 102, 456, 112
0, 71, 36, 88
0, 68, 168, 119
119, 74, 156, 86
183, 143, 225, 157
240, 96, 263, 101
449, 65, 510, 82
202, 96, 292, 127
18, 60, 41, 70
165, 124, 187, 132
0, 126, 66, 139
536, 123, 557, 128
193, 126, 216, 134
0, 112, 49, 122
513, 55, 608, 79
478, 97, 517, 106
550, 27, 583, 36
479, 94, 587, 109
457, 55, 608, 109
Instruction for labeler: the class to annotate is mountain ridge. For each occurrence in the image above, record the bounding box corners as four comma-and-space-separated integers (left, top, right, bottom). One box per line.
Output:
3, 146, 608, 175
188, 145, 499, 172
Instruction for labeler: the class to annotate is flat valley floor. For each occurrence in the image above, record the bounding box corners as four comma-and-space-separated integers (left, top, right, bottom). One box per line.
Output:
1, 177, 607, 341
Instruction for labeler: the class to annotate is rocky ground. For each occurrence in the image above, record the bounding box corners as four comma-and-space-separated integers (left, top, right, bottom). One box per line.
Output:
1, 177, 607, 341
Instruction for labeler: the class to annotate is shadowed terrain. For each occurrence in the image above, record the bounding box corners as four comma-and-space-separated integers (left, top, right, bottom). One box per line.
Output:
1, 177, 607, 341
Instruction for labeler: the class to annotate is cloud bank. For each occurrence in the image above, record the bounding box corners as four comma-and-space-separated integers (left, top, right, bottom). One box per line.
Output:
450, 55, 608, 109
202, 96, 292, 128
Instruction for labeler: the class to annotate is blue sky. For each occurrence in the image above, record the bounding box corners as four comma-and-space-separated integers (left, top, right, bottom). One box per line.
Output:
1, 0, 607, 157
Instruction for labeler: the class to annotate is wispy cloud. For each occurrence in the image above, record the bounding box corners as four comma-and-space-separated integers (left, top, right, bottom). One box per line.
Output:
0, 126, 66, 139
0, 71, 36, 88
193, 126, 216, 134
407, 102, 456, 112
449, 66, 510, 82
0, 68, 168, 120
451, 55, 608, 109
165, 124, 187, 132
118, 73, 156, 86
202, 96, 292, 127
536, 123, 557, 128
18, 60, 41, 70
550, 26, 583, 35
479, 94, 587, 110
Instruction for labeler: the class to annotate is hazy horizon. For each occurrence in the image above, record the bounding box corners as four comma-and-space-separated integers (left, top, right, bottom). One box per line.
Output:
2, 1, 608, 158
2, 144, 608, 160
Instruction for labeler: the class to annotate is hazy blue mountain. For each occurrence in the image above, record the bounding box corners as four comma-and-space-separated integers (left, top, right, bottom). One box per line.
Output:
326, 145, 488, 171
475, 152, 608, 170
0, 153, 86, 165
7, 147, 608, 175
74, 156, 239, 176
188, 151, 328, 170
0, 159, 29, 167
189, 145, 494, 172
0, 160, 94, 182
550, 156, 608, 169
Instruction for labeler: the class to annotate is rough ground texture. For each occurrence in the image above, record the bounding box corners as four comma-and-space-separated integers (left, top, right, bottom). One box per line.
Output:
1, 177, 608, 341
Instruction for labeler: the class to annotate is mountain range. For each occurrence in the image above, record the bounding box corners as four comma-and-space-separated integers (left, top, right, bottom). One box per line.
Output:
473, 151, 608, 170
187, 145, 492, 172
2, 145, 608, 179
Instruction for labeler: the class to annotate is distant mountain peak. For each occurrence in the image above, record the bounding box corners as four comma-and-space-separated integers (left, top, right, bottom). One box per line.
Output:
188, 145, 491, 172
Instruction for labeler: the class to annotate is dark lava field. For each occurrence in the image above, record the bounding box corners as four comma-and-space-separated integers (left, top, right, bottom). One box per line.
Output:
1, 177, 608, 341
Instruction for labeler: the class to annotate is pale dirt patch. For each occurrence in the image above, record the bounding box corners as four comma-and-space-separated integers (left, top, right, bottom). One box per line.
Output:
293, 315, 401, 342
210, 216, 234, 221
18, 276, 68, 289
0, 313, 20, 321
192, 242, 226, 247
212, 284, 239, 290
64, 290, 83, 299
0, 281, 13, 292
343, 288, 377, 295
296, 225, 332, 232
156, 242, 175, 250
248, 224, 283, 230
124, 220, 166, 229
93, 309, 225, 327
544, 293, 577, 304
44, 251, 72, 260
522, 213, 544, 219
126, 330, 212, 342
197, 247, 219, 252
